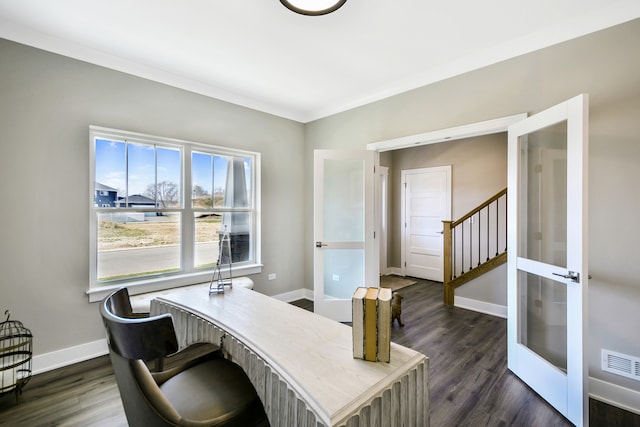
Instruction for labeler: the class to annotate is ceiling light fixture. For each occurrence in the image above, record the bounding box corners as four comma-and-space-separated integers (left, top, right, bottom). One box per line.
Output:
280, 0, 347, 16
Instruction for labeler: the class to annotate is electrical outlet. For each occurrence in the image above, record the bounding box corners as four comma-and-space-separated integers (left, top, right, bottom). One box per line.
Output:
268, 273, 276, 280
332, 274, 340, 281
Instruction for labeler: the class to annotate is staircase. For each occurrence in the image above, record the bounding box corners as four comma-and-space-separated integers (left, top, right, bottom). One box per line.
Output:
442, 188, 507, 305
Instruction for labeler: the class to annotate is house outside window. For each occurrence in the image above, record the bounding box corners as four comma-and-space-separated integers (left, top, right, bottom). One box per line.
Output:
89, 126, 261, 300
94, 183, 118, 207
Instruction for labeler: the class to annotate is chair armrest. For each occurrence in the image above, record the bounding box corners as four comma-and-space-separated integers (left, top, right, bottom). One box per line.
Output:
131, 359, 182, 425
151, 343, 223, 385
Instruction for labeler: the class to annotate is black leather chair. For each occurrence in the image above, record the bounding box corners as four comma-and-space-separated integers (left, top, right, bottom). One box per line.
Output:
100, 288, 269, 427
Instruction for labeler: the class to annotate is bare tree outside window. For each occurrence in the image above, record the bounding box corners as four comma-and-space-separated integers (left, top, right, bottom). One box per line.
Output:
145, 181, 179, 207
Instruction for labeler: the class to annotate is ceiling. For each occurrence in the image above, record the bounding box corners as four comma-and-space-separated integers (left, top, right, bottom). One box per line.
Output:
1, 0, 639, 123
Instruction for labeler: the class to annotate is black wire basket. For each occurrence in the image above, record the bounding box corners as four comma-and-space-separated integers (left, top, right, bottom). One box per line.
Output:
0, 310, 33, 403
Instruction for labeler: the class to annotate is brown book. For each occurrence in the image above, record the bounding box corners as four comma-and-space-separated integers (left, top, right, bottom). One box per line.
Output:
352, 287, 368, 359
376, 287, 392, 362
364, 287, 379, 361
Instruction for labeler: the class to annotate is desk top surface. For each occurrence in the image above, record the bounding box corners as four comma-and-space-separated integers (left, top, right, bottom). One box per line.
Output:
155, 286, 427, 426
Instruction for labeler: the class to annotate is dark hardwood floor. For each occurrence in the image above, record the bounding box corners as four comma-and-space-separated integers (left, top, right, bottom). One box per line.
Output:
1, 280, 638, 426
295, 279, 640, 427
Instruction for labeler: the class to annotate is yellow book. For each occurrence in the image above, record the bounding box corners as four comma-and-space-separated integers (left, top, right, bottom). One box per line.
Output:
376, 287, 392, 362
351, 287, 368, 359
364, 287, 379, 361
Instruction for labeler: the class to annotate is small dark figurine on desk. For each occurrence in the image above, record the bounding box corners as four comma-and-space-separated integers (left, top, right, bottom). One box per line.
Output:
391, 292, 404, 327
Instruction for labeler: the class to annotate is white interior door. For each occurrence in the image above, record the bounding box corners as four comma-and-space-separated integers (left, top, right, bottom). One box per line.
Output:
314, 150, 379, 322
507, 94, 589, 426
402, 166, 451, 281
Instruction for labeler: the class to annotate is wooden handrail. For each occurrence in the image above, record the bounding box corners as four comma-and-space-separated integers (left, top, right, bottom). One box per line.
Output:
443, 187, 507, 305
450, 187, 507, 228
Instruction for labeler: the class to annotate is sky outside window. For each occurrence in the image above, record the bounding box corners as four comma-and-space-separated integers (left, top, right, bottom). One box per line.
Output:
95, 138, 181, 198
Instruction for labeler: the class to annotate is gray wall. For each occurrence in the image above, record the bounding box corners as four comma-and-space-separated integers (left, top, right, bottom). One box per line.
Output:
388, 133, 507, 268
0, 39, 305, 356
304, 19, 640, 393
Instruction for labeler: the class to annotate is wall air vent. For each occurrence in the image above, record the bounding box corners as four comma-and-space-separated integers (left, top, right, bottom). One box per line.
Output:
602, 349, 640, 382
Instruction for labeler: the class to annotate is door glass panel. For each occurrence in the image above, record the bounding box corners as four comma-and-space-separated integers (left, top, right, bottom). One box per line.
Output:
324, 159, 364, 242
323, 249, 364, 300
518, 271, 567, 371
518, 121, 567, 267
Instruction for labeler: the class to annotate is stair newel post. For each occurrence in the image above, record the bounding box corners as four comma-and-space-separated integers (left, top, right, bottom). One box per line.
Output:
442, 220, 454, 305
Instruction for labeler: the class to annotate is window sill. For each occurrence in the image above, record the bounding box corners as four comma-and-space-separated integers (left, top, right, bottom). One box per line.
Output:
86, 264, 263, 303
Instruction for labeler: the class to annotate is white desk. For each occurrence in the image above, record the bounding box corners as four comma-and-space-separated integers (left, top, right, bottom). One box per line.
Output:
151, 286, 429, 427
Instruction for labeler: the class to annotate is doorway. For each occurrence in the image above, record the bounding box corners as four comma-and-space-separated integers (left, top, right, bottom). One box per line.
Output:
369, 114, 524, 284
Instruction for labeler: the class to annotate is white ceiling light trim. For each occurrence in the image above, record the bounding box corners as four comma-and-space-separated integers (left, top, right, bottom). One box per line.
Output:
280, 0, 347, 16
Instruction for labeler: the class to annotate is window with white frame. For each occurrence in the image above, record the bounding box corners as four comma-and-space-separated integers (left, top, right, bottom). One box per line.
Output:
89, 126, 260, 298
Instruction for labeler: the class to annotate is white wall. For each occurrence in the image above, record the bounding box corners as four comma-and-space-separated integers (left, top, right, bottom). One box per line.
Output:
0, 39, 305, 358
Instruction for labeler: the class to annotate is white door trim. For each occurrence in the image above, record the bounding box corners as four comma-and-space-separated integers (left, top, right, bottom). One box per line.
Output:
368, 114, 527, 152
378, 166, 390, 276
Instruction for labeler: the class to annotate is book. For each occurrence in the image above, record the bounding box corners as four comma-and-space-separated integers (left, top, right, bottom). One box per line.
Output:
351, 287, 368, 359
364, 287, 379, 361
376, 287, 392, 362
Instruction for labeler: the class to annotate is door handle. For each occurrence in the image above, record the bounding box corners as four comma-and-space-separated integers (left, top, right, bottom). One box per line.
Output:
436, 230, 444, 234
552, 271, 580, 283
315, 241, 328, 248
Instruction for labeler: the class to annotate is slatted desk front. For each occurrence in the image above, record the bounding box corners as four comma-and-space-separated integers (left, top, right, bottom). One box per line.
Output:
151, 286, 429, 427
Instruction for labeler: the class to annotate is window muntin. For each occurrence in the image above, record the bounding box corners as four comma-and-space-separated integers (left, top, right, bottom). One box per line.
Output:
90, 127, 260, 293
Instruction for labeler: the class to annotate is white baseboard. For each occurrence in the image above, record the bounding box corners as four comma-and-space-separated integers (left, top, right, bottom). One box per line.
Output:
590, 376, 640, 415
271, 287, 314, 302
33, 339, 108, 375
386, 267, 404, 277
454, 295, 507, 318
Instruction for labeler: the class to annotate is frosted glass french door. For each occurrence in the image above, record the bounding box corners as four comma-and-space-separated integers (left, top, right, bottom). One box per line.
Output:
507, 94, 589, 426
313, 150, 379, 322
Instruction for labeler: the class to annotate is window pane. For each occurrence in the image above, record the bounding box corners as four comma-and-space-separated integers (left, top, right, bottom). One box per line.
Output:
97, 212, 181, 281
127, 143, 156, 201
213, 155, 228, 208
94, 139, 125, 207
194, 213, 222, 268
192, 152, 213, 208
220, 156, 251, 208
157, 147, 181, 208
221, 211, 252, 263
